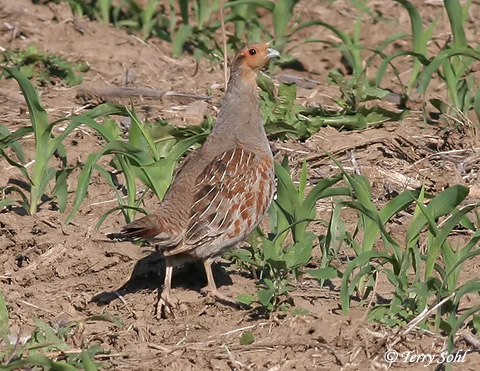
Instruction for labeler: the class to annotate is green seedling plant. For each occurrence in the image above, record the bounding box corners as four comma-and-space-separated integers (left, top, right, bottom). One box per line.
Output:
0, 67, 115, 215
172, 0, 335, 61
66, 106, 208, 226
376, 0, 480, 123
420, 0, 480, 123
46, 0, 111, 24
171, 0, 221, 58
0, 289, 121, 370
45, 0, 319, 61
231, 159, 345, 313
46, 0, 172, 41
326, 69, 408, 125
258, 74, 320, 140
112, 0, 171, 41
1, 45, 89, 86
258, 73, 406, 141
335, 155, 480, 350
284, 2, 410, 125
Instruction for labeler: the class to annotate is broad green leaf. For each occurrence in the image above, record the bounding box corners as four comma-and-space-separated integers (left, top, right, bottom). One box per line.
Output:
285, 237, 313, 269
239, 331, 255, 345
257, 288, 274, 307
237, 294, 255, 306
306, 267, 339, 280
81, 349, 98, 371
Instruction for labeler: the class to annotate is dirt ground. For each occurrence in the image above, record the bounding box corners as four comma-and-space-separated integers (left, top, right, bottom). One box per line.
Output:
1, 0, 480, 370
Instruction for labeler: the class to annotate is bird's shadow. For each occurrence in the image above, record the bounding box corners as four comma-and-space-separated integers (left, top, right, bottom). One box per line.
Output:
91, 250, 233, 306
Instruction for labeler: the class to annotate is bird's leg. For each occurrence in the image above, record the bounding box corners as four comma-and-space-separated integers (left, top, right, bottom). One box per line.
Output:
155, 259, 174, 319
202, 259, 238, 305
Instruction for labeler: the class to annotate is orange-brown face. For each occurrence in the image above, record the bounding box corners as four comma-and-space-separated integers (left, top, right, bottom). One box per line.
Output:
234, 42, 280, 70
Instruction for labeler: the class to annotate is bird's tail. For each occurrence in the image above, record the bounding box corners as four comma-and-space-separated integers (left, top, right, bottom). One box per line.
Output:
107, 214, 164, 241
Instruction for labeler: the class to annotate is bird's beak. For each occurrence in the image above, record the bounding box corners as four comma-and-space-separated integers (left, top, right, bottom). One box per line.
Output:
266, 48, 280, 59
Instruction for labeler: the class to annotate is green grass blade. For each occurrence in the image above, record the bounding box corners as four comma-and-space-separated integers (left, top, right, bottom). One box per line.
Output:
36, 166, 56, 202
330, 155, 380, 252
298, 174, 343, 222
274, 161, 301, 218
53, 169, 69, 212
289, 20, 355, 68
376, 50, 430, 88
341, 200, 402, 258
378, 190, 418, 224
443, 247, 480, 292
179, 0, 189, 24
474, 85, 480, 122
3, 66, 51, 214
425, 204, 478, 284
0, 149, 32, 184
417, 47, 480, 94
350, 7, 363, 76
340, 250, 392, 313
3, 355, 78, 371
224, 0, 275, 11
2, 67, 49, 138
81, 349, 99, 371
141, 0, 159, 38
97, 0, 112, 24
444, 0, 467, 48
126, 107, 159, 161
118, 156, 138, 222
50, 113, 123, 149
0, 186, 30, 211
0, 124, 26, 163
66, 140, 152, 224
84, 102, 130, 118
442, 59, 460, 109
96, 205, 148, 229
172, 25, 193, 56
365, 32, 409, 68
393, 0, 429, 92
0, 126, 32, 150
406, 185, 469, 245
0, 289, 9, 339
165, 134, 206, 160
0, 197, 20, 210
271, 0, 300, 50
447, 302, 480, 351
298, 162, 307, 201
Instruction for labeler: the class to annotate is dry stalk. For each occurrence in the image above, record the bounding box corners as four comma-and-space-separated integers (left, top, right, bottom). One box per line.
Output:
219, 0, 228, 91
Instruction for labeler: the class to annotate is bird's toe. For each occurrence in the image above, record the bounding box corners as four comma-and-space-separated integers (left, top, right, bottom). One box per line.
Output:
155, 290, 176, 319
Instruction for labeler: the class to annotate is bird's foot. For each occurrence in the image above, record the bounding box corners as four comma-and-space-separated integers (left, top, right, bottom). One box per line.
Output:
155, 290, 176, 319
202, 287, 240, 307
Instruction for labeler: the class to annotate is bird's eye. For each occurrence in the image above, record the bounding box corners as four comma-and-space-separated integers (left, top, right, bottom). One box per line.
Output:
248, 48, 257, 56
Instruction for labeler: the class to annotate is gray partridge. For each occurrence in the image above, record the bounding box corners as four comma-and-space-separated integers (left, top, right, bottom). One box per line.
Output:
121, 43, 280, 316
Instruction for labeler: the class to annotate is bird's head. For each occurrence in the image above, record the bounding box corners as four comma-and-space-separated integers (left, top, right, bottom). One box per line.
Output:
233, 42, 281, 71
230, 43, 280, 88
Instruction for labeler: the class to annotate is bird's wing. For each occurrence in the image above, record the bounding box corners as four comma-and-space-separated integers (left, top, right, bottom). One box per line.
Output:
119, 148, 202, 247
164, 147, 274, 256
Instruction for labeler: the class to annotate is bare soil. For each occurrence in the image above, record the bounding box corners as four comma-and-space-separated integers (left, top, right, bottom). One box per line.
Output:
1, 0, 480, 370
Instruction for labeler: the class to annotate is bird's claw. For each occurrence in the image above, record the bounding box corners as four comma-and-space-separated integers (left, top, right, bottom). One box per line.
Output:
155, 291, 175, 319
202, 287, 240, 307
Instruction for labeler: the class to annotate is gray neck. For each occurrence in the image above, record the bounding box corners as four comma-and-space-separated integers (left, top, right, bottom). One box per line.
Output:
210, 66, 270, 154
